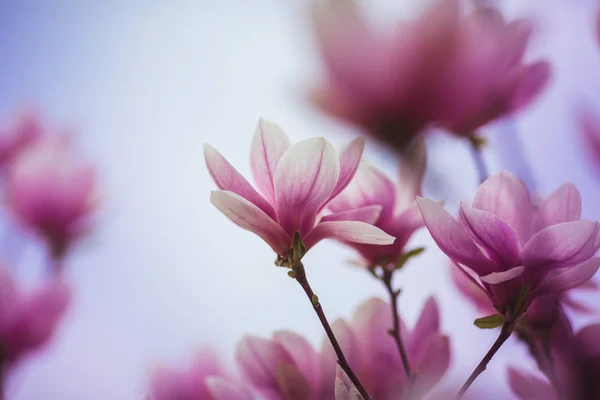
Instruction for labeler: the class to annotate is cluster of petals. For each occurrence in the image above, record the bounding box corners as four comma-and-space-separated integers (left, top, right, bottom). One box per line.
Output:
326, 139, 426, 267
5, 134, 99, 258
310, 0, 550, 150
205, 119, 394, 258
418, 171, 600, 317
0, 264, 71, 366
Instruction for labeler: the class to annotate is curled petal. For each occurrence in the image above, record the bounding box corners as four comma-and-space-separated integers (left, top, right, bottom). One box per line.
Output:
321, 205, 382, 224
480, 266, 524, 285
274, 137, 340, 235
329, 137, 365, 202
472, 171, 533, 246
334, 365, 364, 400
520, 221, 600, 269
508, 61, 551, 113
205, 377, 252, 400
507, 368, 557, 400
534, 182, 581, 232
204, 144, 275, 218
249, 118, 291, 204
210, 191, 290, 255
416, 197, 496, 275
397, 137, 427, 210
459, 204, 520, 266
534, 257, 600, 296
302, 221, 395, 250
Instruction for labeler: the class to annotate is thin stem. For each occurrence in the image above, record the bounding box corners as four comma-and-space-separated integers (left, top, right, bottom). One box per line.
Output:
381, 270, 412, 378
468, 137, 490, 184
292, 262, 372, 400
455, 321, 515, 399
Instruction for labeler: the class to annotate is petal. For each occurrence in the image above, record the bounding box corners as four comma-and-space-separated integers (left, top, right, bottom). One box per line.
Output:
0, 265, 17, 327
507, 368, 557, 400
205, 377, 252, 400
459, 204, 520, 266
575, 324, 600, 358
533, 182, 581, 232
534, 257, 600, 296
396, 137, 427, 210
450, 263, 495, 315
249, 118, 291, 204
416, 197, 497, 275
480, 266, 524, 285
409, 335, 451, 399
329, 137, 365, 202
580, 109, 600, 171
320, 319, 360, 400
334, 366, 364, 400
204, 143, 276, 218
409, 297, 440, 353
508, 61, 551, 113
210, 191, 290, 255
520, 221, 600, 269
274, 137, 340, 235
150, 367, 200, 400
302, 221, 395, 250
472, 171, 533, 245
273, 331, 319, 395
321, 205, 382, 224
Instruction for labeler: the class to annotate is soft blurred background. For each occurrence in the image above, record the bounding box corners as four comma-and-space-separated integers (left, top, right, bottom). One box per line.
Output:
1, 0, 600, 398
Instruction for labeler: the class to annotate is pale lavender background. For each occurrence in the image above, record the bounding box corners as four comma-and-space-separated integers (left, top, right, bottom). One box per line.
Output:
0, 0, 599, 399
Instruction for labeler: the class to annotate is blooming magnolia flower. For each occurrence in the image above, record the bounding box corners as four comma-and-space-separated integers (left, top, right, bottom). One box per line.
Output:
0, 265, 70, 366
236, 331, 320, 400
5, 134, 99, 258
320, 297, 450, 400
327, 139, 426, 267
0, 112, 42, 168
149, 349, 251, 400
334, 366, 363, 400
418, 171, 600, 319
310, 0, 549, 150
205, 119, 394, 260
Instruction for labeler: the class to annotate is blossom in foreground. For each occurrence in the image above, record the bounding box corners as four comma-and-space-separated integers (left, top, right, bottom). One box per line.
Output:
509, 323, 600, 399
205, 119, 394, 260
236, 331, 319, 400
310, 0, 549, 150
320, 297, 450, 400
334, 366, 363, 400
0, 111, 42, 168
5, 134, 99, 258
0, 265, 71, 366
327, 139, 426, 267
149, 349, 251, 400
418, 171, 600, 319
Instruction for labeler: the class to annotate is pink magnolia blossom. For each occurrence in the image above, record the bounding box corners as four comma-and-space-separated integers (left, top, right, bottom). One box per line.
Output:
326, 140, 426, 267
5, 134, 99, 258
310, 0, 549, 150
205, 119, 394, 258
0, 265, 70, 366
236, 331, 320, 400
149, 349, 251, 400
320, 297, 450, 400
334, 366, 363, 400
0, 112, 42, 168
418, 171, 600, 318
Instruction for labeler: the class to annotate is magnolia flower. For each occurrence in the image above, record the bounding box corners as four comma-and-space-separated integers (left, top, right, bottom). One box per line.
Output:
149, 349, 251, 400
5, 135, 99, 259
205, 119, 394, 260
334, 366, 363, 400
0, 112, 42, 168
310, 0, 549, 150
0, 265, 70, 366
236, 331, 320, 400
320, 297, 450, 400
418, 171, 600, 319
327, 139, 426, 267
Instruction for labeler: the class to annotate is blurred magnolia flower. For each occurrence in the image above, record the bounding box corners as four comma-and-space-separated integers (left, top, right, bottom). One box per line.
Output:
0, 111, 42, 168
320, 297, 450, 400
334, 366, 363, 400
508, 323, 600, 399
327, 139, 426, 268
205, 119, 394, 261
5, 134, 99, 259
418, 172, 600, 320
0, 264, 70, 366
310, 0, 549, 150
236, 331, 319, 400
149, 349, 251, 400
578, 109, 600, 174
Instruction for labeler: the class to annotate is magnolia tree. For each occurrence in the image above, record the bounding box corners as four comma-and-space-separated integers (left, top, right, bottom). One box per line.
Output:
2, 0, 600, 399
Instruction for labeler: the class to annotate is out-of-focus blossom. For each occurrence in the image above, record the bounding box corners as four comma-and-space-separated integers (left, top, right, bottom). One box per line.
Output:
236, 331, 319, 400
320, 297, 450, 400
5, 134, 99, 259
205, 119, 394, 261
334, 366, 363, 400
327, 139, 426, 267
310, 0, 549, 150
418, 171, 600, 319
149, 349, 251, 400
0, 265, 70, 366
509, 324, 600, 399
0, 112, 42, 168
578, 109, 600, 174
